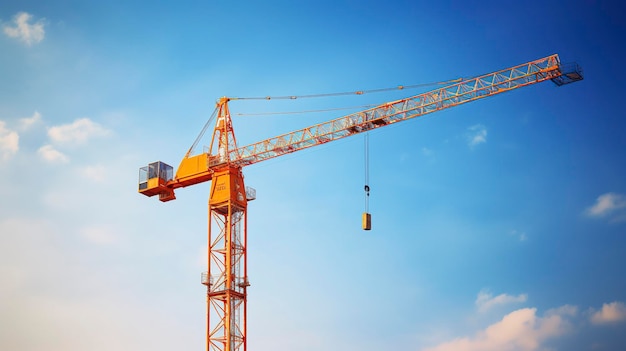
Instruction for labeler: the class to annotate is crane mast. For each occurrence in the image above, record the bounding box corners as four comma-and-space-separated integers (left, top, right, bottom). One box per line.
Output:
137, 54, 582, 351
203, 99, 249, 351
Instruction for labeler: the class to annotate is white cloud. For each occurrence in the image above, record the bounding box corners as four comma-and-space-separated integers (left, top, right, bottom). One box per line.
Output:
476, 290, 528, 313
467, 124, 487, 147
546, 304, 578, 318
2, 12, 45, 46
585, 193, 626, 219
0, 121, 19, 161
0, 218, 196, 351
424, 307, 574, 351
80, 164, 106, 183
38, 144, 69, 163
197, 244, 208, 269
80, 225, 118, 246
19, 111, 42, 130
48, 118, 111, 145
510, 230, 528, 242
590, 301, 626, 325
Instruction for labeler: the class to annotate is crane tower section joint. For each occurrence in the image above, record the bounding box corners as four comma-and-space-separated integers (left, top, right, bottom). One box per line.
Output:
209, 166, 248, 209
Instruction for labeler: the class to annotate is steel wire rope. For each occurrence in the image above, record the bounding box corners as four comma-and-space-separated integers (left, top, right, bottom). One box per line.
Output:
230, 78, 463, 117
235, 104, 379, 117
364, 132, 370, 214
187, 106, 218, 156
230, 77, 462, 101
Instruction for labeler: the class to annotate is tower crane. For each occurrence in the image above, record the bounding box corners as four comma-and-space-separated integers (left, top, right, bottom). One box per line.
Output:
138, 54, 582, 351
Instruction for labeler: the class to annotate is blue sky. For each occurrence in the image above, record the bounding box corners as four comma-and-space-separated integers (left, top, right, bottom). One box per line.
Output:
1, 1, 625, 350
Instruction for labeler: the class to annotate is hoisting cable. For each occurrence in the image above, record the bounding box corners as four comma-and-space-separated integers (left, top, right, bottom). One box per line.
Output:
364, 132, 370, 213
229, 78, 463, 101
363, 132, 372, 230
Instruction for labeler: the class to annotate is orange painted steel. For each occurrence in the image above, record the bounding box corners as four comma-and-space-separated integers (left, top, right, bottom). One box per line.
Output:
148, 54, 581, 198
138, 54, 582, 351
230, 54, 568, 167
206, 165, 248, 351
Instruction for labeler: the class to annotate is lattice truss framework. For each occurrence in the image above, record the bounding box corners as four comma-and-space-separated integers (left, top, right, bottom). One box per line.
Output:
208, 203, 247, 351
229, 55, 562, 166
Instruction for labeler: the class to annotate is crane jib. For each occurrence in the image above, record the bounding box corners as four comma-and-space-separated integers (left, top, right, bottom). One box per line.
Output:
229, 54, 582, 168
138, 53, 583, 199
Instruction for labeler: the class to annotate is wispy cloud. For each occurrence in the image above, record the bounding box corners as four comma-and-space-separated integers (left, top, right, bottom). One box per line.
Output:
509, 229, 528, 242
467, 124, 487, 147
38, 144, 69, 163
0, 218, 189, 350
48, 118, 111, 145
80, 164, 107, 182
0, 121, 19, 161
423, 298, 626, 351
590, 301, 626, 325
422, 147, 434, 157
424, 306, 575, 351
584, 192, 626, 222
2, 12, 45, 46
18, 111, 42, 131
476, 290, 528, 313
80, 225, 119, 246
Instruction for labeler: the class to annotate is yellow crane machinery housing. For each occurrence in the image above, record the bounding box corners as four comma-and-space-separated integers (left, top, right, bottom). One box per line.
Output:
138, 54, 583, 351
